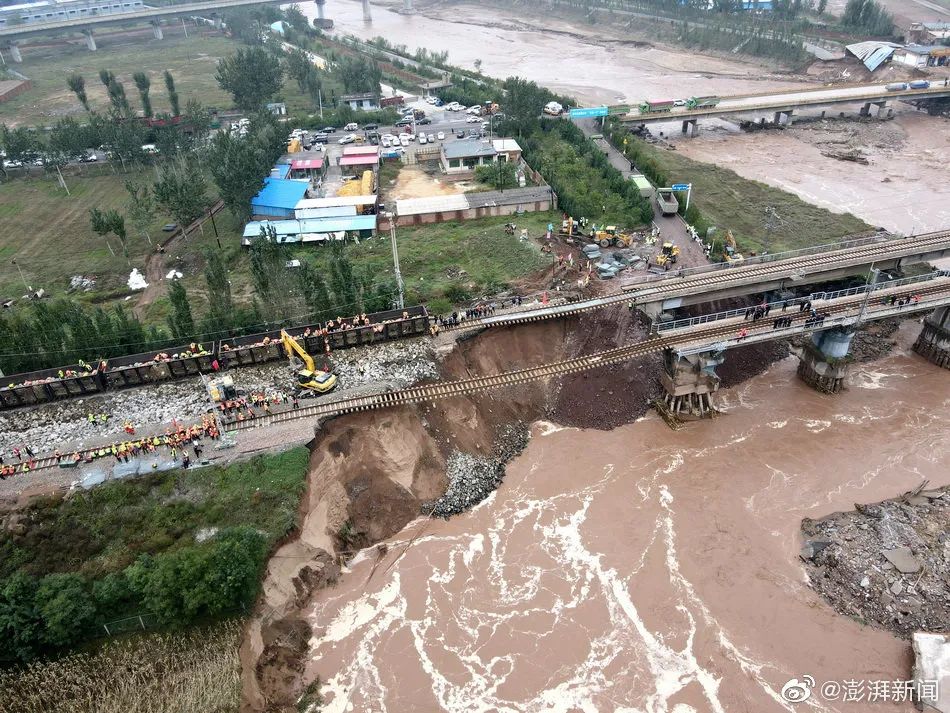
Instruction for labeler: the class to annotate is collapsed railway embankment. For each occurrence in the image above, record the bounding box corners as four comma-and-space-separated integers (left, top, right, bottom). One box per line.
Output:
239, 305, 789, 711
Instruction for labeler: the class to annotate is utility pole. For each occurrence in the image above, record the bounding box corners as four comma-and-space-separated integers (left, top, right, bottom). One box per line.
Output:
389, 211, 405, 310
11, 258, 29, 292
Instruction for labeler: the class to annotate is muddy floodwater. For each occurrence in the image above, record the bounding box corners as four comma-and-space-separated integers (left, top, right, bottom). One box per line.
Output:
304, 323, 948, 712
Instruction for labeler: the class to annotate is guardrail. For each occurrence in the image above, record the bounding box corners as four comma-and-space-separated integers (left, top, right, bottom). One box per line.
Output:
658, 270, 949, 331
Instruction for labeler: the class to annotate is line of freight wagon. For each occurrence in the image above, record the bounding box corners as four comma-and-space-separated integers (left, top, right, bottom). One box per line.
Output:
0, 306, 430, 411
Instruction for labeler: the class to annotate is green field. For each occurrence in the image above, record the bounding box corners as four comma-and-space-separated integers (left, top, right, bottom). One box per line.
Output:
629, 139, 870, 254
0, 29, 320, 126
0, 166, 232, 300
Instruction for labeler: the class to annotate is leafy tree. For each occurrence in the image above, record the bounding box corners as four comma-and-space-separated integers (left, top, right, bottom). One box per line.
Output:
215, 47, 283, 111
202, 247, 234, 330
153, 157, 209, 230
475, 160, 518, 190
106, 78, 131, 114
183, 98, 213, 146
248, 226, 291, 322
34, 574, 96, 649
817, 0, 827, 13
132, 71, 152, 118
167, 279, 196, 339
164, 70, 181, 116
334, 56, 381, 97
0, 123, 38, 164
297, 261, 331, 319
98, 68, 115, 88
328, 245, 358, 314
0, 573, 43, 662
66, 74, 89, 111
841, 0, 893, 35
209, 130, 267, 221
95, 110, 146, 170
124, 179, 155, 244
89, 208, 130, 262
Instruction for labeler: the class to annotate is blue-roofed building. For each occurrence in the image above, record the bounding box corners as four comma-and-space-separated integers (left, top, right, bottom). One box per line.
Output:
250, 178, 310, 219
242, 215, 378, 245
271, 164, 292, 180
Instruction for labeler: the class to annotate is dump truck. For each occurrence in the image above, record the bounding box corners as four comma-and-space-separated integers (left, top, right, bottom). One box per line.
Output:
656, 189, 679, 216
280, 330, 337, 396
639, 99, 676, 114
686, 95, 720, 109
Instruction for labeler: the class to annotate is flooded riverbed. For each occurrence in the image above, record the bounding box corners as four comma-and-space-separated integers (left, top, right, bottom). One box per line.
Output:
303, 323, 948, 712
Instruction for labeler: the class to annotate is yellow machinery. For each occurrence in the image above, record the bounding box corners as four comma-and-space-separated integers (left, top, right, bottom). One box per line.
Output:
280, 330, 338, 395
287, 138, 302, 153
207, 375, 238, 403
589, 225, 636, 248
723, 229, 744, 264
655, 241, 680, 267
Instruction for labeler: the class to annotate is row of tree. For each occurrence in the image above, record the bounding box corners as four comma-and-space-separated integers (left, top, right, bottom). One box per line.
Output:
66, 68, 181, 119
841, 0, 894, 37
0, 528, 266, 663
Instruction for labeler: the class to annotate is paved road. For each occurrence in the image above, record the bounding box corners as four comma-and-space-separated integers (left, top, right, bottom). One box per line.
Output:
574, 118, 708, 272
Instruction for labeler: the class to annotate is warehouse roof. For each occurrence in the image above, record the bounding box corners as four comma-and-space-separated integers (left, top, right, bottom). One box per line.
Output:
395, 186, 553, 217
243, 214, 378, 239
295, 195, 377, 210
342, 145, 380, 156
339, 155, 380, 167
272, 164, 291, 179
250, 178, 309, 210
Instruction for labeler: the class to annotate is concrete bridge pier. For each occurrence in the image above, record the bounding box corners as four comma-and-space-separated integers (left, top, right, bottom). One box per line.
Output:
151, 21, 163, 40
315, 0, 326, 23
681, 118, 698, 137
861, 100, 887, 118
84, 29, 97, 51
8, 41, 23, 63
773, 109, 793, 126
659, 349, 725, 420
913, 305, 950, 369
404, 0, 413, 10
362, 0, 372, 22
794, 327, 854, 394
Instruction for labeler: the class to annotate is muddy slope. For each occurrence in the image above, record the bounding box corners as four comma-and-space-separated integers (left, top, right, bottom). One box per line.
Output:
240, 319, 573, 712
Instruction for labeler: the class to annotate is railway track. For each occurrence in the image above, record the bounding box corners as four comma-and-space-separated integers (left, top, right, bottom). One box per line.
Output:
439, 230, 950, 335
225, 280, 950, 434
17, 277, 950, 474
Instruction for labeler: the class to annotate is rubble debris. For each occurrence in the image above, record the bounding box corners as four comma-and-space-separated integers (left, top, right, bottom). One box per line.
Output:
68, 275, 97, 292
800, 484, 950, 638
127, 269, 148, 291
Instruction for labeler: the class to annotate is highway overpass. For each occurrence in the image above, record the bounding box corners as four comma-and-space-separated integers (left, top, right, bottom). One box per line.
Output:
0, 0, 285, 43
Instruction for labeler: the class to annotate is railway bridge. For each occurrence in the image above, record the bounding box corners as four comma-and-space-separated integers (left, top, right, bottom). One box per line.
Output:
220, 269, 950, 435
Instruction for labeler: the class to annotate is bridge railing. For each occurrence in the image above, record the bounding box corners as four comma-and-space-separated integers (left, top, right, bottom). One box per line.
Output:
657, 270, 950, 332
626, 230, 892, 286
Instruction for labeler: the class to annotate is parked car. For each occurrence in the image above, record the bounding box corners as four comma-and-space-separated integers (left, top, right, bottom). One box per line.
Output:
466, 115, 480, 123
400, 135, 411, 147
363, 123, 379, 130
320, 126, 336, 133
419, 134, 428, 144
79, 152, 98, 163
427, 133, 435, 142
417, 117, 432, 125
468, 129, 478, 137
312, 133, 330, 144
338, 134, 358, 144
395, 117, 413, 127
425, 96, 438, 104
455, 129, 465, 138
162, 223, 178, 232
343, 122, 359, 131
382, 137, 391, 148
437, 131, 445, 140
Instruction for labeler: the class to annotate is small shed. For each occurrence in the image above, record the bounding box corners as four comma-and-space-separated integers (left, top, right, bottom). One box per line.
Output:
341, 93, 379, 111
271, 163, 292, 180
243, 215, 378, 244
339, 154, 380, 178
441, 140, 497, 174
295, 195, 378, 219
893, 44, 950, 68
491, 138, 523, 164
289, 157, 326, 181
250, 178, 310, 219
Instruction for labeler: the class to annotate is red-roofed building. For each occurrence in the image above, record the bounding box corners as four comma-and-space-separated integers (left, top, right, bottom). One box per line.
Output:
289, 158, 326, 181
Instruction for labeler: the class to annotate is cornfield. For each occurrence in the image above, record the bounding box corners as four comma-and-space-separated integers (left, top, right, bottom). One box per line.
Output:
0, 620, 243, 713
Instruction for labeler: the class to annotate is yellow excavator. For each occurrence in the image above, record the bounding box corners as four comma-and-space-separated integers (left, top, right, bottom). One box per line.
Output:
280, 330, 338, 395
723, 229, 744, 264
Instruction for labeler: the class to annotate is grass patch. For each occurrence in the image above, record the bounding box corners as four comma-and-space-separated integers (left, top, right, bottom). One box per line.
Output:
0, 168, 183, 297
0, 448, 309, 662
290, 212, 555, 306
0, 448, 309, 581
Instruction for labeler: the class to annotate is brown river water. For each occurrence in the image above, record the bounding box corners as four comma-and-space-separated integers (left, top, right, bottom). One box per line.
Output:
303, 324, 948, 712
285, 4, 950, 710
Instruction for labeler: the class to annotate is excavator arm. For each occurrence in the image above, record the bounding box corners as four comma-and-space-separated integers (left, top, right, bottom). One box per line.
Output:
281, 330, 316, 373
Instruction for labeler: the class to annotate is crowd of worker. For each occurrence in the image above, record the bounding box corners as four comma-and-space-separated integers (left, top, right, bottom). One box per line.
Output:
217, 390, 300, 424
0, 416, 222, 480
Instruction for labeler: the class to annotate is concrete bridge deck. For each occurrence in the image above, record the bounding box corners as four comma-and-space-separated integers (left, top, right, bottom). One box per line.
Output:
621, 81, 950, 124
0, 0, 284, 40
